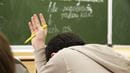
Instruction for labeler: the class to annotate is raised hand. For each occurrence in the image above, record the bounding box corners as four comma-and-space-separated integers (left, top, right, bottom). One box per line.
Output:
28, 13, 47, 49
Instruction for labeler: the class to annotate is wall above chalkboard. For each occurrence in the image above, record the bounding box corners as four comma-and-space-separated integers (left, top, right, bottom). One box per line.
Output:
0, 0, 107, 45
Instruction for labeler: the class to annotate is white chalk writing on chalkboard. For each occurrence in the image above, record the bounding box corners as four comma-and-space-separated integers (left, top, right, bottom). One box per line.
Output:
48, 24, 59, 33
75, 0, 104, 2
61, 4, 93, 19
47, 0, 104, 34
62, 25, 72, 32
76, 0, 81, 6
48, 14, 52, 26
47, 12, 59, 33
48, 14, 60, 33
61, 12, 79, 19
48, 2, 58, 13
48, 1, 53, 12
61, 0, 104, 2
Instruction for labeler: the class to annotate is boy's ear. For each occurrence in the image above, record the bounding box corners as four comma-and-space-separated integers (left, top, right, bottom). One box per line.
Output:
51, 52, 56, 57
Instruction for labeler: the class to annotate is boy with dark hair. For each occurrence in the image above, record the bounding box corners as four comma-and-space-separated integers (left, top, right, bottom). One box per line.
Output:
28, 13, 130, 73
45, 32, 85, 61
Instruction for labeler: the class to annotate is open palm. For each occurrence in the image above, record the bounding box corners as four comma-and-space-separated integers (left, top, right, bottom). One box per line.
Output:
28, 13, 47, 49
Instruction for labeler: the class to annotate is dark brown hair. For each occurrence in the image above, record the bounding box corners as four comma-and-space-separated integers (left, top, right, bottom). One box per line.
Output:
0, 32, 15, 73
45, 32, 85, 61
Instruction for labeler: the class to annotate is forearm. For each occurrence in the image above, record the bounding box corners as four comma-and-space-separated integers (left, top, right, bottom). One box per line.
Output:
33, 47, 47, 72
33, 46, 68, 73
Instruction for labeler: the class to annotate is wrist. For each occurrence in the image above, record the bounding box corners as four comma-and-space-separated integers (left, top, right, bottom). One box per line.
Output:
32, 40, 46, 49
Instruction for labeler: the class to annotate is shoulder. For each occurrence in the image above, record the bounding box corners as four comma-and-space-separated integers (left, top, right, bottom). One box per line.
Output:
14, 59, 29, 73
44, 49, 67, 73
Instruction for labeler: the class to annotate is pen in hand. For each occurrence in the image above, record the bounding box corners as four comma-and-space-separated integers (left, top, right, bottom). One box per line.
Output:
24, 24, 47, 44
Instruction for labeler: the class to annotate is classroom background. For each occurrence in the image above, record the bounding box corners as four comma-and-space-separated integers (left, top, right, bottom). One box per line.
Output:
0, 0, 130, 73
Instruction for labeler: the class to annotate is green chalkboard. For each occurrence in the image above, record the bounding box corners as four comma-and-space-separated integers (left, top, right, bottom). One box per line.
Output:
0, 0, 107, 45
113, 0, 130, 45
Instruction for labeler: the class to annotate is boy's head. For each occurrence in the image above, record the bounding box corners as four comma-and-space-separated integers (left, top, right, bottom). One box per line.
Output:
45, 32, 85, 61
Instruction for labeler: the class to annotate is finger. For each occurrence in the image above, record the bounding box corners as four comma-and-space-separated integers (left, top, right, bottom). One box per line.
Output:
33, 14, 41, 28
39, 13, 47, 26
31, 16, 36, 29
28, 21, 34, 33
